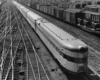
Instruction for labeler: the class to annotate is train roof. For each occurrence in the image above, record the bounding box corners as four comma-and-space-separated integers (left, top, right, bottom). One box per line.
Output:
27, 11, 43, 20
86, 5, 100, 8
39, 21, 88, 52
64, 9, 81, 13
51, 6, 64, 10
96, 5, 100, 8
83, 10, 100, 15
86, 5, 98, 8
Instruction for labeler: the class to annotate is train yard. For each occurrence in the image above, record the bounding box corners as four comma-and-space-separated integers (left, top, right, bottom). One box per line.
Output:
28, 5, 100, 80
0, 1, 68, 80
0, 0, 100, 80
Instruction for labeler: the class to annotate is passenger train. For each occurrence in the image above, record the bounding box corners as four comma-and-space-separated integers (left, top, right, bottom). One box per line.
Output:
13, 1, 88, 74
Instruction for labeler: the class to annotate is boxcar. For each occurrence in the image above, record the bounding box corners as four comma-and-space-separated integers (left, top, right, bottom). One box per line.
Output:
83, 11, 100, 22
43, 6, 46, 13
96, 5, 100, 13
51, 6, 54, 16
81, 10, 100, 33
83, 11, 91, 20
58, 8, 64, 20
63, 9, 70, 22
53, 6, 59, 18
48, 6, 51, 15
56, 8, 59, 18
85, 5, 98, 12
91, 12, 100, 23
63, 9, 83, 24
44, 6, 47, 13
58, 3, 69, 8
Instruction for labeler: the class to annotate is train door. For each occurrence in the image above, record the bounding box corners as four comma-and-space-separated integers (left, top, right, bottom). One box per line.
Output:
70, 13, 75, 24
35, 20, 37, 30
63, 10, 66, 21
65, 11, 70, 22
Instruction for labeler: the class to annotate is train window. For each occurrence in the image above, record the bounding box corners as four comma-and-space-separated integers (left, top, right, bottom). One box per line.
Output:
75, 57, 87, 63
63, 54, 87, 63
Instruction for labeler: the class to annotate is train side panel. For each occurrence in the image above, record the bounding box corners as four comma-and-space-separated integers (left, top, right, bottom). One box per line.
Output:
21, 7, 30, 18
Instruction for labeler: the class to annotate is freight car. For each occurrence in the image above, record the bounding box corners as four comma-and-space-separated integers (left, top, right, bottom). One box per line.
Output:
85, 5, 100, 13
13, 1, 88, 74
78, 11, 100, 34
85, 5, 98, 12
33, 4, 100, 35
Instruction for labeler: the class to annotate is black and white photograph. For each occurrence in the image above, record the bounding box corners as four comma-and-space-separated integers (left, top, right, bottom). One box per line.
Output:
0, 0, 100, 80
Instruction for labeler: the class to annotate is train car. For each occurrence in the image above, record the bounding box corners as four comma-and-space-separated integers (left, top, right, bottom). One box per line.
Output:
97, 1, 100, 5
52, 7, 64, 19
79, 11, 100, 34
58, 2, 69, 9
27, 14, 88, 74
13, 1, 88, 74
20, 6, 31, 18
52, 6, 57, 17
63, 9, 84, 25
13, 1, 21, 10
85, 5, 100, 13
58, 8, 64, 20
96, 5, 100, 13
85, 5, 98, 12
50, 6, 54, 16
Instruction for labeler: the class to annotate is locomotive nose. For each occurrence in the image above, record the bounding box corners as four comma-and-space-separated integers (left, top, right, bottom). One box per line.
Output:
79, 46, 88, 52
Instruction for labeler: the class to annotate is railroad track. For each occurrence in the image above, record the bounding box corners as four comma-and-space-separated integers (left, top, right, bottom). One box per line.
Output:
14, 7, 53, 80
0, 2, 55, 80
2, 1, 98, 80
0, 3, 22, 80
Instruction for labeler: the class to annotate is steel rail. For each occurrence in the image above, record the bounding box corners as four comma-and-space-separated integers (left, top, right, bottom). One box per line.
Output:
0, 22, 20, 65
0, 10, 18, 63
0, 13, 15, 27
0, 20, 17, 43
5, 37, 21, 80
14, 11, 37, 80
9, 7, 13, 80
1, 8, 21, 80
15, 9, 50, 80
0, 9, 9, 79
0, 9, 7, 23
